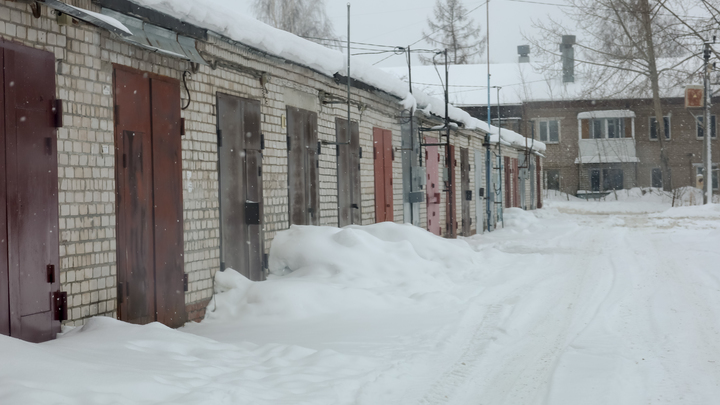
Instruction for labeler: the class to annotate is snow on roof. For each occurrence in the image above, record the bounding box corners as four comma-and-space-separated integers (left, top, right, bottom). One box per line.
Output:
128, 0, 544, 153
577, 110, 636, 119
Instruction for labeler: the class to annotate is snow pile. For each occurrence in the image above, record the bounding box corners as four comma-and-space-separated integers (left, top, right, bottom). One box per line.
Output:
127, 0, 544, 153
207, 223, 480, 323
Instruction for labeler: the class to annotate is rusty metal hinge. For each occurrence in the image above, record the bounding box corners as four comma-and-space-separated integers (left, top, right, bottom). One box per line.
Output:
53, 291, 67, 322
53, 99, 63, 128
47, 264, 55, 284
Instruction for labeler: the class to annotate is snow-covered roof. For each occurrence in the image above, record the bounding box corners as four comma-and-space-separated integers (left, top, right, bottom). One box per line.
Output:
126, 0, 544, 153
382, 59, 701, 106
577, 110, 636, 119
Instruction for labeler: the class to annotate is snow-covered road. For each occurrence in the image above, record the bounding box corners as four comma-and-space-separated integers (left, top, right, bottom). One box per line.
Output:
2, 194, 719, 404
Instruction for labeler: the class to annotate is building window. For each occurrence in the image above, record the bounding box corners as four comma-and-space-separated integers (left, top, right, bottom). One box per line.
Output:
651, 168, 663, 188
537, 119, 560, 143
546, 169, 560, 190
650, 116, 670, 140
603, 168, 624, 190
696, 115, 717, 139
591, 118, 625, 139
695, 164, 719, 190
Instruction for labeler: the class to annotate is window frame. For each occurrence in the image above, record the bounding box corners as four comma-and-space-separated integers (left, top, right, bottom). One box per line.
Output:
695, 115, 717, 140
535, 118, 561, 144
649, 116, 671, 141
651, 167, 663, 188
590, 118, 625, 139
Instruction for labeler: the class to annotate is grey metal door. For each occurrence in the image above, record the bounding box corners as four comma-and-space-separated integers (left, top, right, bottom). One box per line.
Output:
336, 118, 361, 227
217, 93, 264, 281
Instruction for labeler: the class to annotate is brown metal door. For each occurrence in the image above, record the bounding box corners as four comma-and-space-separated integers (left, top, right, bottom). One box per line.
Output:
217, 93, 264, 281
115, 67, 154, 325
536, 156, 543, 209
504, 156, 512, 208
336, 118, 360, 227
425, 137, 441, 235
513, 158, 520, 208
2, 43, 60, 342
151, 77, 185, 328
446, 145, 457, 237
460, 148, 473, 236
0, 47, 8, 337
373, 128, 393, 222
287, 107, 319, 226
114, 66, 185, 327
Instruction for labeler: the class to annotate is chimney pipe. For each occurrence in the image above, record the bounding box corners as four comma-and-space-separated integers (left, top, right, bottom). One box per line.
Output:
517, 45, 530, 63
560, 35, 575, 83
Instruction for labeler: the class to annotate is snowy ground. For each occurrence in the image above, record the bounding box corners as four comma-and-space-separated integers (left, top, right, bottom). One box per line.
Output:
2, 194, 720, 405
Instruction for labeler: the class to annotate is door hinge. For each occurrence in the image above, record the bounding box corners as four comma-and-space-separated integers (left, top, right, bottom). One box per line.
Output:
114, 105, 120, 119
359, 147, 362, 159
117, 282, 124, 304
52, 99, 63, 128
183, 273, 189, 292
217, 129, 222, 147
122, 153, 127, 168
287, 135, 291, 150
258, 165, 262, 177
53, 291, 68, 322
180, 118, 186, 136
260, 133, 265, 150
47, 264, 55, 284
373, 146, 377, 159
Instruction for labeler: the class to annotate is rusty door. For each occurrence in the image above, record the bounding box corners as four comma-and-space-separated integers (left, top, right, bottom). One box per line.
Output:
425, 137, 441, 235
373, 128, 393, 222
460, 148, 473, 236
536, 156, 543, 209
513, 158, 520, 208
446, 145, 457, 237
1, 42, 61, 342
114, 66, 185, 328
217, 93, 264, 281
336, 118, 361, 227
504, 156, 512, 208
287, 107, 319, 225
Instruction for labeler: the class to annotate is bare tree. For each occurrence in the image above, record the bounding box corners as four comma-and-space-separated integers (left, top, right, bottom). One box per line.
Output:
252, 0, 340, 49
420, 0, 486, 65
529, 0, 715, 192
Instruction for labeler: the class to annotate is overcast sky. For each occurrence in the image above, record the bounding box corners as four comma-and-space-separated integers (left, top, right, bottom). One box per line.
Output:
234, 0, 570, 68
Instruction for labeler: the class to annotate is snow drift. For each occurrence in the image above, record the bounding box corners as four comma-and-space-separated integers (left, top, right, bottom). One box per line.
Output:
207, 223, 482, 323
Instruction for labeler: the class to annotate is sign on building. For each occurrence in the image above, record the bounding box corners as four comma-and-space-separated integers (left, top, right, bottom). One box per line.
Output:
685, 85, 704, 108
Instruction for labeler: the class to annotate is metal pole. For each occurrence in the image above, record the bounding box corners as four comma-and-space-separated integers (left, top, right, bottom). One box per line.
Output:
704, 43, 712, 204
485, 0, 492, 232
496, 86, 503, 227
444, 49, 455, 237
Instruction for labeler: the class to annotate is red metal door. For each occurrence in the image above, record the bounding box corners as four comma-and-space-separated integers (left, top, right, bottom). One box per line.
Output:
1, 42, 60, 342
373, 128, 393, 222
114, 66, 185, 327
425, 137, 440, 235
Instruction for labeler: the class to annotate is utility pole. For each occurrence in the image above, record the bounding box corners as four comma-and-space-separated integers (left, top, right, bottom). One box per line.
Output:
443, 49, 456, 238
494, 86, 503, 227
703, 42, 713, 204
485, 0, 492, 232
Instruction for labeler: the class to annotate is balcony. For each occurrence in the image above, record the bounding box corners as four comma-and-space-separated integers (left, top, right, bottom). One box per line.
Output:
575, 110, 639, 164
